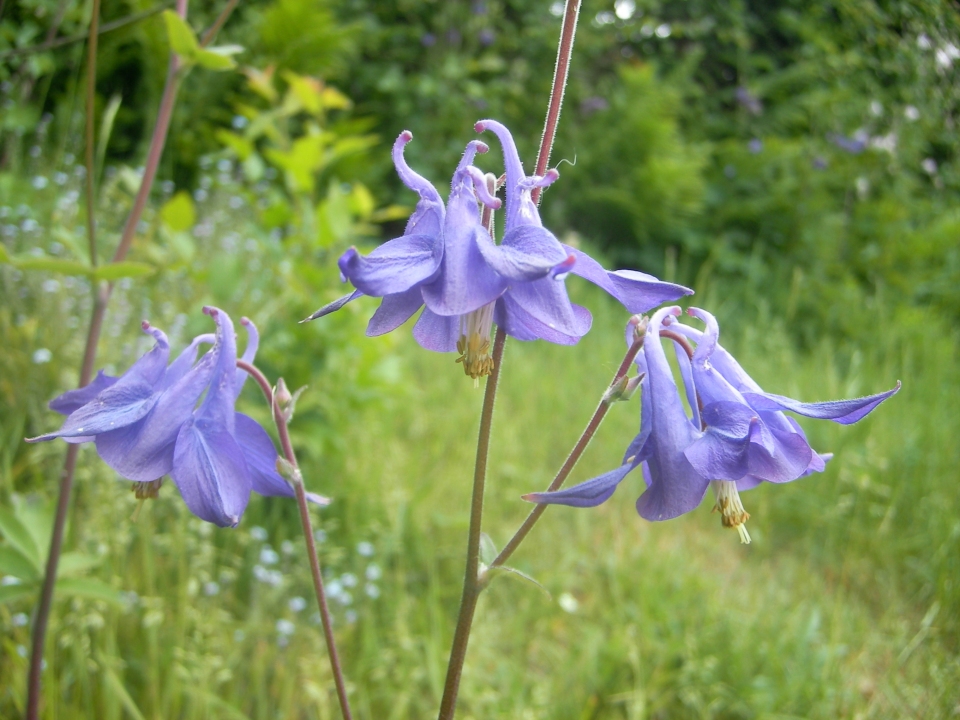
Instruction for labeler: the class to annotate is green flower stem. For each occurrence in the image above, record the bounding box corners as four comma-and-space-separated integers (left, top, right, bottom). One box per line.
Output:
489, 333, 644, 572
532, 0, 581, 205
437, 4, 582, 713
437, 327, 508, 720
237, 360, 354, 720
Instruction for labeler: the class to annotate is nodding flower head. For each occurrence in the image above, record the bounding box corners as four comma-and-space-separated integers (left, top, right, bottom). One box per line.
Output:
307, 121, 693, 380
524, 307, 899, 544
31, 309, 329, 526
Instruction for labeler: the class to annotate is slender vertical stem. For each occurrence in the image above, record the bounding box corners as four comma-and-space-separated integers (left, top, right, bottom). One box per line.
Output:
435, 4, 581, 712
25, 2, 107, 711
25, 444, 77, 720
532, 0, 581, 204
199, 0, 239, 47
111, 58, 181, 264
236, 360, 353, 720
25, 3, 200, 716
490, 333, 644, 571
84, 0, 101, 266
292, 480, 352, 720
436, 328, 507, 720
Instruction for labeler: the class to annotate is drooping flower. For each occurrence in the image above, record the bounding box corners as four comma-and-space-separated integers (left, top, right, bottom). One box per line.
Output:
525, 307, 900, 543
28, 308, 328, 527
308, 121, 692, 380
475, 119, 693, 355
304, 130, 449, 330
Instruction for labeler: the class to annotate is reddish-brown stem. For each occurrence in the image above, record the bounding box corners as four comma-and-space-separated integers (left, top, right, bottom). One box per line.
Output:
25, 1, 210, 715
84, 0, 101, 266
489, 334, 644, 571
660, 329, 694, 361
532, 0, 581, 205
236, 360, 353, 720
25, 444, 77, 720
200, 0, 239, 46
112, 64, 181, 264
660, 329, 703, 424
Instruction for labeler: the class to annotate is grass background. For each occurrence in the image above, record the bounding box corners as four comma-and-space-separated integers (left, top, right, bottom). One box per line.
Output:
3, 272, 956, 718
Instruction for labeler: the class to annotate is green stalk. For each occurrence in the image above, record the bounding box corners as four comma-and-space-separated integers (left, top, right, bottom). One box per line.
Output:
490, 333, 644, 571
237, 360, 354, 720
436, 328, 507, 720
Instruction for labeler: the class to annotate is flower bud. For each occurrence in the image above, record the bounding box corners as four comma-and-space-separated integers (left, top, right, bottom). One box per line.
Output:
602, 372, 644, 404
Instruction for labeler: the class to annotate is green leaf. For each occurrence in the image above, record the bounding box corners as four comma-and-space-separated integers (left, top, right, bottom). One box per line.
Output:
187, 689, 251, 720
479, 533, 498, 566
56, 578, 121, 605
14, 499, 55, 561
207, 44, 244, 56
0, 244, 10, 263
96, 94, 123, 182
0, 507, 40, 569
0, 545, 40, 582
483, 565, 551, 598
0, 582, 36, 604
160, 191, 196, 232
348, 183, 376, 219
11, 256, 91, 276
370, 204, 411, 223
57, 552, 102, 578
163, 10, 199, 60
93, 261, 155, 282
194, 48, 237, 71
215, 130, 254, 161
101, 665, 147, 720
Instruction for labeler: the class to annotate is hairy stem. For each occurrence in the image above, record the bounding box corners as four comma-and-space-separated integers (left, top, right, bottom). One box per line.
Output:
237, 360, 353, 720
490, 333, 644, 571
437, 328, 507, 720
532, 0, 581, 204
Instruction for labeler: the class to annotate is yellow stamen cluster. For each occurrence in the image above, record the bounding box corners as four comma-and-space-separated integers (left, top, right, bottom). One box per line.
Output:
710, 479, 752, 544
132, 478, 163, 500
455, 301, 496, 383
456, 333, 494, 380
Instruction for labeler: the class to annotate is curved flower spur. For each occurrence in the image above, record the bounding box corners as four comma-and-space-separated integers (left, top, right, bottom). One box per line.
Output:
308, 121, 693, 380
475, 119, 693, 346
28, 308, 329, 527
524, 306, 900, 543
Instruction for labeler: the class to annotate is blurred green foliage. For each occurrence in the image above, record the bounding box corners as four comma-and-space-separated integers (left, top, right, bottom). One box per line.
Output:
2, 0, 959, 716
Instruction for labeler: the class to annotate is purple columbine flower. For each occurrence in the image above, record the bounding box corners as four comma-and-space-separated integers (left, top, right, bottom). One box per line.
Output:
525, 307, 900, 543
476, 119, 692, 352
28, 308, 328, 527
308, 122, 692, 380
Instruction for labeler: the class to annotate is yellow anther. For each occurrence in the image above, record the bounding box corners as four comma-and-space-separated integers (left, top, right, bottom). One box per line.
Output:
710, 480, 752, 544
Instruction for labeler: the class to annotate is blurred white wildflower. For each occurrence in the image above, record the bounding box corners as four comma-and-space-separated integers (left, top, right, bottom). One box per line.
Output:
558, 592, 579, 613
614, 0, 636, 20
289, 596, 307, 612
